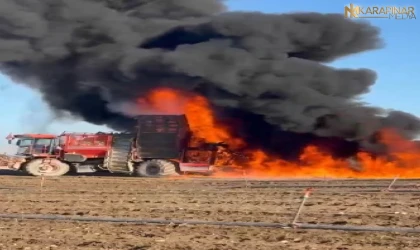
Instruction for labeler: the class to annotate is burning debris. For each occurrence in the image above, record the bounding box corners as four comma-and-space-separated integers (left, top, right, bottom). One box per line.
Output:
1, 0, 420, 177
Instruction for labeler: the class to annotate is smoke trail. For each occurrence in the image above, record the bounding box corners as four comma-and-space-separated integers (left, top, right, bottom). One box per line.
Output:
0, 0, 419, 158
18, 96, 54, 133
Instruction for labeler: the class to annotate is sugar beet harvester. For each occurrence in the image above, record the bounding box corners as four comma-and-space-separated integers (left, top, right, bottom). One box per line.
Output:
0, 115, 228, 177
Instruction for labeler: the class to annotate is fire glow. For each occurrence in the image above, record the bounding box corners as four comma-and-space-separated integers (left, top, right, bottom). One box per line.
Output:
138, 88, 420, 178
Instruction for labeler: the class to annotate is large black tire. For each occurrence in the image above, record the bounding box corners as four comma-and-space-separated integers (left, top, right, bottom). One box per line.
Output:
25, 159, 70, 177
135, 160, 179, 178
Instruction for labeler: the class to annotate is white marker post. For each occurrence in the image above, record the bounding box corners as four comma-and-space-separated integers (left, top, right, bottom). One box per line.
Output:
292, 188, 314, 227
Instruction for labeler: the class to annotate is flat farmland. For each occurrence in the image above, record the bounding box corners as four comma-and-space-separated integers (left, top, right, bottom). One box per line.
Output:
0, 174, 420, 249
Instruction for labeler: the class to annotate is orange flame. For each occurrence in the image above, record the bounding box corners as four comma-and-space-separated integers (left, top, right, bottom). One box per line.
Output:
137, 88, 420, 178
137, 87, 244, 147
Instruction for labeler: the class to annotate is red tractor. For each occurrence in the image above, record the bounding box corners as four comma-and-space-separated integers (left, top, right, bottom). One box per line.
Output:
0, 115, 231, 177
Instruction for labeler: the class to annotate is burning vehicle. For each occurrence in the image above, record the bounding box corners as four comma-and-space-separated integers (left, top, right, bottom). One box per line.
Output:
0, 115, 238, 177
1, 1, 420, 178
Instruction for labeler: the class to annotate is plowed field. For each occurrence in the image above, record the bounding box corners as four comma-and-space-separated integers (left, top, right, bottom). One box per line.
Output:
0, 174, 420, 250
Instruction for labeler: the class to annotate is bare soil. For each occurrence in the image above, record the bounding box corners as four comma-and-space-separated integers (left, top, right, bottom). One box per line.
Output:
0, 174, 420, 249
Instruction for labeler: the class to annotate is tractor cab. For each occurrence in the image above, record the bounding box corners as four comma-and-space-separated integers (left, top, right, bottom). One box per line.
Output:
6, 133, 58, 157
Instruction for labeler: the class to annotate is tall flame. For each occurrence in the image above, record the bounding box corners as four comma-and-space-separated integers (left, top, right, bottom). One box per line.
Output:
137, 87, 244, 147
137, 88, 420, 178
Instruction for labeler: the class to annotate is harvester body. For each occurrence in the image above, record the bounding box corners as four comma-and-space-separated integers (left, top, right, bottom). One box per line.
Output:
0, 115, 226, 177
135, 115, 189, 159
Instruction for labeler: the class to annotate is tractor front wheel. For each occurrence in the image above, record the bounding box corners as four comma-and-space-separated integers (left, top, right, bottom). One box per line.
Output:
135, 160, 179, 178
25, 159, 70, 177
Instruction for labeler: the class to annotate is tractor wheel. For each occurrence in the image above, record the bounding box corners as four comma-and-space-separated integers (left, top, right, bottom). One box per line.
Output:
135, 160, 179, 178
25, 159, 70, 177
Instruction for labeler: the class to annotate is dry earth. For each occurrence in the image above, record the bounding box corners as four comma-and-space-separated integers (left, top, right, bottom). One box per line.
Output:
0, 173, 420, 249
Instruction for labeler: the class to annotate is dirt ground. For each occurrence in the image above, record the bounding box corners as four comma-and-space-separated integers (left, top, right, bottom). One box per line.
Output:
1, 174, 420, 249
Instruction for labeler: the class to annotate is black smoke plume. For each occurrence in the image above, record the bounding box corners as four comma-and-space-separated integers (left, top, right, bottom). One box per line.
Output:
1, 0, 419, 160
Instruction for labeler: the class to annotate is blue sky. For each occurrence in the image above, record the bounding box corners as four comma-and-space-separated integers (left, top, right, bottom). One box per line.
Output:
0, 0, 418, 152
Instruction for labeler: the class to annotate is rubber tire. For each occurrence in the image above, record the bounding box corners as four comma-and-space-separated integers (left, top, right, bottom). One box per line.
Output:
25, 159, 70, 177
136, 160, 179, 178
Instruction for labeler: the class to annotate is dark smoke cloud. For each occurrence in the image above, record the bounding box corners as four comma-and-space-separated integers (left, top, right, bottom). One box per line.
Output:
1, 0, 419, 159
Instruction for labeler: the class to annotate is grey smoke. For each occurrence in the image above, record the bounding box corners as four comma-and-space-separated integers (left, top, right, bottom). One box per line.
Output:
19, 96, 54, 133
0, 0, 419, 156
